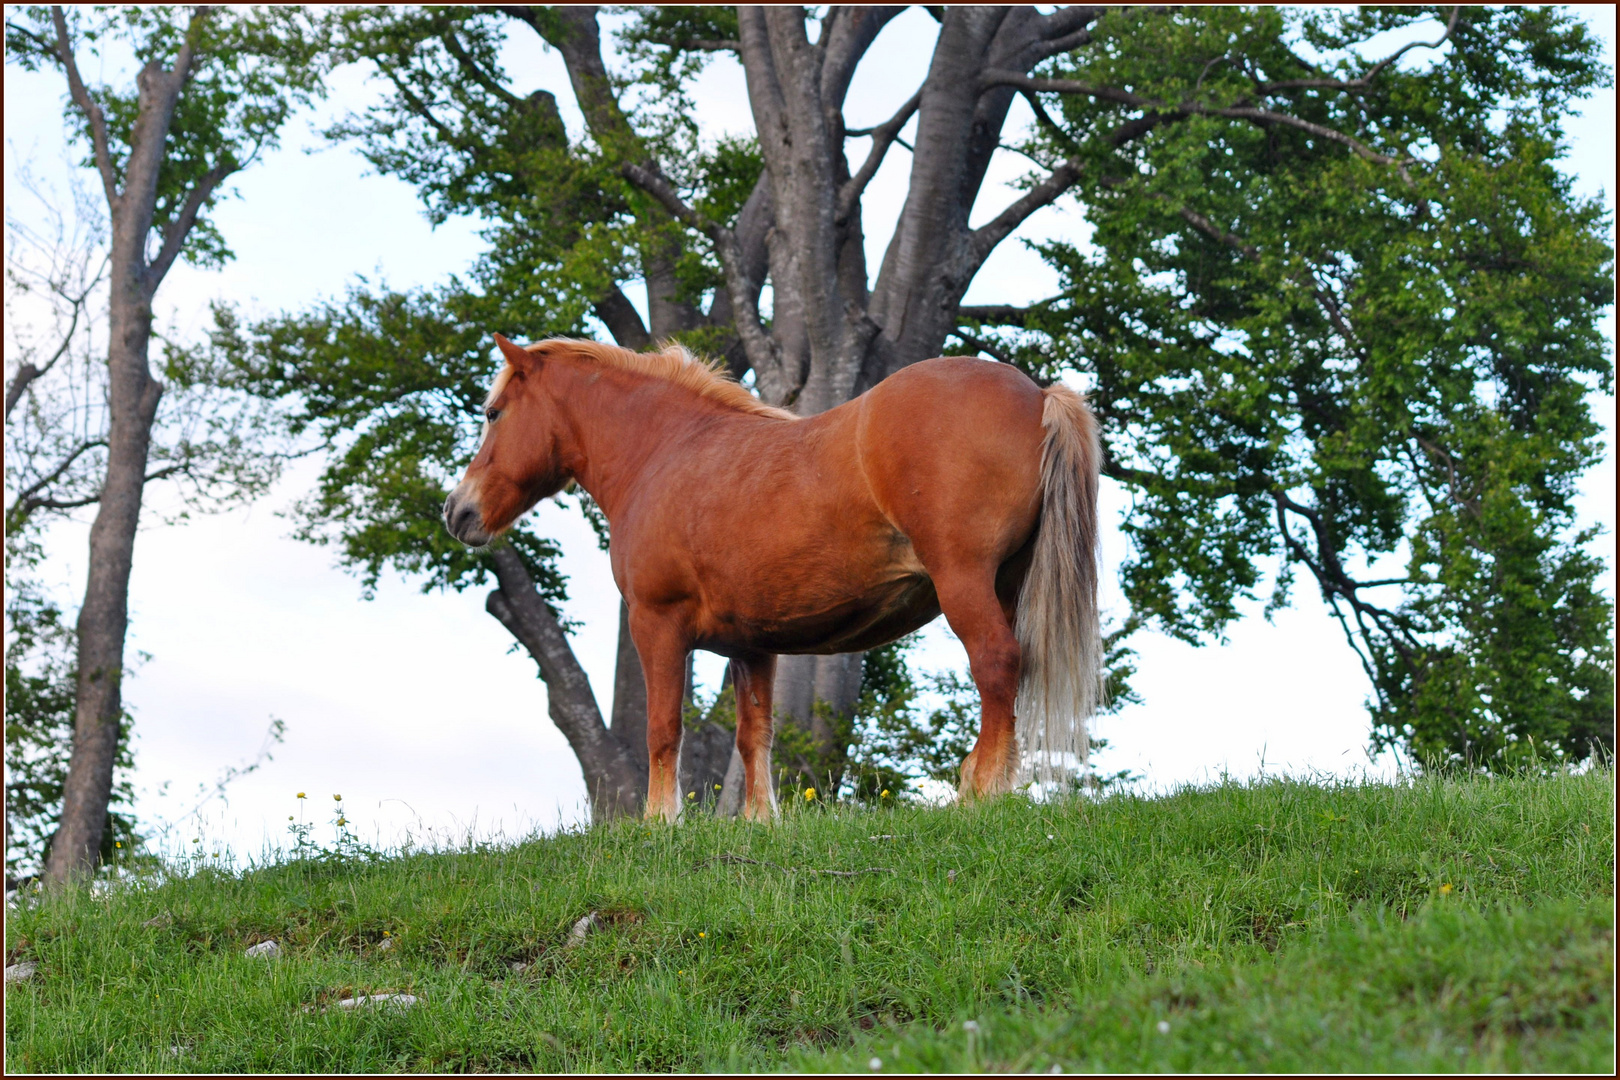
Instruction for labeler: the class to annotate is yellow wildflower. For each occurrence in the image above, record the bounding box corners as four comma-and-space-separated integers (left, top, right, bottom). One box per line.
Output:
296, 792, 306, 799
1439, 883, 1453, 895
333, 794, 342, 801
804, 788, 816, 801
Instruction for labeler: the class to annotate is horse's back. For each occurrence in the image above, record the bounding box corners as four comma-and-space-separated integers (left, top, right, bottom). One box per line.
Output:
854, 356, 1047, 570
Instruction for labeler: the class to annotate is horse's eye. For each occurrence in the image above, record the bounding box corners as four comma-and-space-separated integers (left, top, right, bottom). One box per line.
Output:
485, 407, 501, 423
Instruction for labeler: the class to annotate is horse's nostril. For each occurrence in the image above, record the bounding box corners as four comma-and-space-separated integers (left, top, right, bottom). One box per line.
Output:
454, 504, 480, 537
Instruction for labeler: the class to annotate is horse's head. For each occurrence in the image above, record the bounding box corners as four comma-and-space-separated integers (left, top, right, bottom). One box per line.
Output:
443, 334, 574, 547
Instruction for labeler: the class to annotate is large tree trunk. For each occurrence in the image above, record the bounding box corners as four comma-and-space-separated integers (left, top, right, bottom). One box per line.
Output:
49, 292, 161, 880
45, 12, 223, 881
484, 547, 645, 820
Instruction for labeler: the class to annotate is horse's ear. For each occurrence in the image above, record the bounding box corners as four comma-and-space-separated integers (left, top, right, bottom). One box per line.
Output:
493, 333, 533, 367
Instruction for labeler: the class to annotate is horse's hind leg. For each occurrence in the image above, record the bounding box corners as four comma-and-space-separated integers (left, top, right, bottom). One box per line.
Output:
729, 652, 779, 821
932, 566, 1023, 799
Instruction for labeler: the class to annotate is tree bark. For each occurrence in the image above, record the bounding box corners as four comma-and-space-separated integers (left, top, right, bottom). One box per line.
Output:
46, 9, 213, 883
609, 598, 649, 785
484, 546, 645, 820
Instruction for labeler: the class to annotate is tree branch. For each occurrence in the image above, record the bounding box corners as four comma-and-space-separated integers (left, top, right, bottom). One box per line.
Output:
378, 65, 463, 146
947, 327, 1014, 365
146, 161, 233, 287
837, 89, 921, 225
49, 6, 119, 206
7, 438, 107, 511
484, 543, 642, 819
619, 162, 779, 376
980, 68, 1157, 109
593, 285, 651, 351
985, 67, 1424, 196
964, 156, 1083, 270
438, 30, 522, 106
1158, 199, 1259, 260
4, 254, 104, 420
1258, 7, 1461, 93
674, 38, 739, 53
958, 302, 1050, 327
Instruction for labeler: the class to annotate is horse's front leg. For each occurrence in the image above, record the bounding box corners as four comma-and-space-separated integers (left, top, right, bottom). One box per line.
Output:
630, 612, 690, 823
729, 653, 779, 821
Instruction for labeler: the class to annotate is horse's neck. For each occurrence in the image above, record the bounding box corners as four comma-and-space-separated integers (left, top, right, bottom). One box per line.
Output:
554, 364, 713, 519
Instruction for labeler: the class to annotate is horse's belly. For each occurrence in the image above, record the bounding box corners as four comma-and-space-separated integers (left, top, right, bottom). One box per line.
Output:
690, 559, 940, 656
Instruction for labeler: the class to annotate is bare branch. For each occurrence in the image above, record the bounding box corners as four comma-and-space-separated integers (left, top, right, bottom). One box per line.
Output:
964, 157, 1083, 270
1259, 7, 1460, 93
620, 162, 718, 239
1158, 199, 1259, 260
947, 327, 1015, 365
985, 67, 1424, 195
958, 302, 1046, 327
6, 438, 108, 512
980, 68, 1157, 110
1208, 105, 1405, 168
439, 31, 521, 106
837, 89, 921, 224
378, 65, 462, 146
5, 269, 98, 419
49, 6, 119, 205
674, 38, 739, 53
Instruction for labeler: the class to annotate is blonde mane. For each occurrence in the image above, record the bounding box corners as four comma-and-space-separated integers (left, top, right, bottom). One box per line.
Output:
518, 337, 797, 420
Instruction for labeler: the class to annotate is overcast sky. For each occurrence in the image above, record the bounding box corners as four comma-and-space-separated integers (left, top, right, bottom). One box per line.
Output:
4, 7, 1614, 865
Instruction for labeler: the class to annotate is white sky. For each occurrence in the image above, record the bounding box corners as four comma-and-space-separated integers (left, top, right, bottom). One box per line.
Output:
4, 7, 1614, 864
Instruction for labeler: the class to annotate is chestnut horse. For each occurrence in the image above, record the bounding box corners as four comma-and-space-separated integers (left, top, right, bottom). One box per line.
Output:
444, 335, 1102, 821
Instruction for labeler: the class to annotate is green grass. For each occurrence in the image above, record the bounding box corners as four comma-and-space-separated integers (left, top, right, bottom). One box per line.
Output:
4, 770, 1613, 1073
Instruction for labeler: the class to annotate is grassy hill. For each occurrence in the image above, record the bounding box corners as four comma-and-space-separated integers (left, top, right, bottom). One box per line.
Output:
4, 770, 1612, 1072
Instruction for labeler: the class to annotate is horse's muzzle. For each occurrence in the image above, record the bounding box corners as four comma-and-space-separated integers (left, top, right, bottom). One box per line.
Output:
443, 488, 491, 548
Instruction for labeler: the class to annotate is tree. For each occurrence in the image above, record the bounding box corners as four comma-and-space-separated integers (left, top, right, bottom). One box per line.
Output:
232, 5, 1610, 828
954, 5, 1614, 771
4, 5, 327, 881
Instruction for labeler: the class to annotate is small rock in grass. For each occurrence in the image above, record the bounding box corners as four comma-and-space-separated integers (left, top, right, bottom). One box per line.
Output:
946, 869, 957, 884
245, 940, 280, 959
565, 911, 600, 949
5, 961, 38, 983
143, 912, 174, 929
509, 961, 529, 973
377, 937, 395, 952
336, 993, 418, 1012
868, 1056, 883, 1070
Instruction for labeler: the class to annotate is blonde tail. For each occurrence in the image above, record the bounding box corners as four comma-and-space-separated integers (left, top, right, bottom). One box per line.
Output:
1013, 384, 1103, 789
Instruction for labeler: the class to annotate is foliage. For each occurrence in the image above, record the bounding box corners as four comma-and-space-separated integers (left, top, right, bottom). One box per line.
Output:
2, 770, 1611, 1071
214, 286, 568, 603
965, 5, 1614, 772
5, 6, 329, 270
